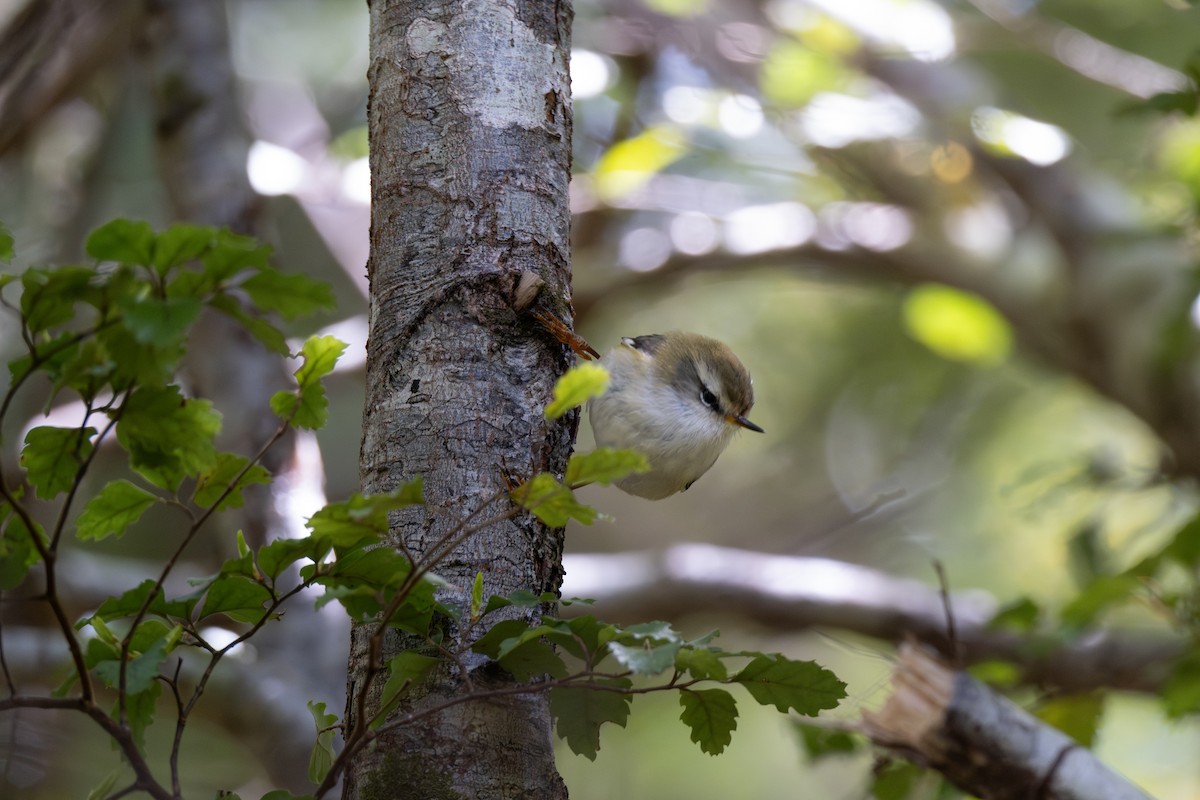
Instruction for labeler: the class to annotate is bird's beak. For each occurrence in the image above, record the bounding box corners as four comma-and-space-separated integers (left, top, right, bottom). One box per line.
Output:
728, 414, 764, 433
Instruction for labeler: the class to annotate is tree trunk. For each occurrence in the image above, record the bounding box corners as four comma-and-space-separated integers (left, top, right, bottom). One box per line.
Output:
345, 0, 575, 797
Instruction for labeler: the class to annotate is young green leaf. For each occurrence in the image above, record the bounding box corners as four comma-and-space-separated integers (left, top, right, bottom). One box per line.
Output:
75, 480, 157, 541
1162, 651, 1200, 719
21, 426, 95, 500
209, 294, 290, 355
0, 505, 44, 589
86, 219, 155, 265
496, 639, 569, 682
545, 362, 609, 420
307, 701, 339, 785
679, 688, 739, 755
243, 268, 335, 320
202, 229, 272, 281
270, 335, 348, 429
510, 473, 597, 527
80, 579, 198, 626
733, 655, 846, 716
194, 452, 272, 511
549, 679, 633, 760
565, 448, 650, 487
122, 683, 162, 752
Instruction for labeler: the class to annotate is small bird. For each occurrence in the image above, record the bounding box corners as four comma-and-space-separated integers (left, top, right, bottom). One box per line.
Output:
588, 332, 763, 499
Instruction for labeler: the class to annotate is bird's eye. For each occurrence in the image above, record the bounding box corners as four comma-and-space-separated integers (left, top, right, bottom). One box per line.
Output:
699, 385, 720, 412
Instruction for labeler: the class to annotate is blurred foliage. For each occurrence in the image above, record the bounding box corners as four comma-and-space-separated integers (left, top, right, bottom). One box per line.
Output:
5, 0, 1200, 797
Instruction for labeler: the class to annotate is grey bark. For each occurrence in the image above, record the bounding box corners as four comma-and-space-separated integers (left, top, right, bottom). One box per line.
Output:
863, 643, 1153, 800
345, 0, 575, 797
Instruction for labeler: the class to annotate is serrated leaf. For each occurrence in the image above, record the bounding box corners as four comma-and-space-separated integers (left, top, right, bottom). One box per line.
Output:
20, 266, 97, 334
86, 219, 155, 265
550, 679, 633, 760
733, 655, 846, 716
76, 480, 157, 541
271, 335, 348, 429
93, 628, 172, 693
153, 223, 215, 274
511, 473, 596, 527
608, 640, 682, 676
116, 385, 222, 489
243, 269, 335, 320
21, 426, 95, 500
679, 689, 738, 755
306, 481, 423, 550
199, 574, 272, 624
675, 647, 728, 680
120, 295, 202, 346
194, 452, 272, 511
123, 683, 162, 752
258, 537, 321, 580
210, 294, 289, 355
566, 448, 649, 487
203, 229, 272, 281
497, 639, 569, 681
794, 721, 860, 760
545, 362, 609, 420
307, 701, 339, 785
0, 504, 44, 589
374, 652, 439, 727
80, 579, 199, 626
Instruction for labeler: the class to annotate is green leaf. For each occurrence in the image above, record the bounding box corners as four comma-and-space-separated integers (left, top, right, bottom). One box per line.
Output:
271, 335, 348, 429
87, 767, 123, 800
608, 640, 682, 676
794, 721, 860, 760
482, 589, 559, 615
243, 269, 335, 320
733, 655, 846, 716
679, 689, 739, 755
903, 284, 1012, 366
153, 223, 215, 274
123, 683, 162, 752
21, 426, 95, 500
545, 362, 609, 420
497, 639, 569, 682
81, 579, 199, 626
76, 480, 157, 541
374, 652, 439, 727
210, 294, 290, 355
257, 537, 320, 580
20, 266, 97, 334
120, 295, 202, 346
307, 701, 339, 785
1163, 652, 1200, 719
194, 452, 272, 511
203, 229, 272, 281
261, 792, 317, 800
0, 219, 12, 262
199, 574, 273, 624
93, 631, 172, 694
566, 448, 650, 487
98, 324, 184, 389
306, 480, 423, 550
550, 679, 633, 760
1035, 692, 1104, 747
0, 502, 44, 589
987, 596, 1041, 633
86, 219, 155, 265
116, 385, 222, 489
470, 571, 485, 621
871, 760, 924, 800
1060, 574, 1141, 628
675, 647, 728, 681
511, 473, 597, 527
